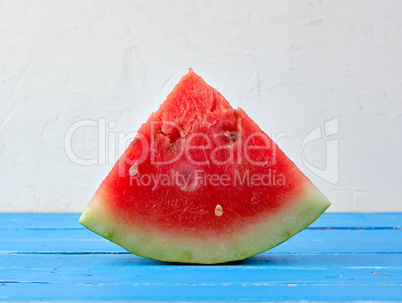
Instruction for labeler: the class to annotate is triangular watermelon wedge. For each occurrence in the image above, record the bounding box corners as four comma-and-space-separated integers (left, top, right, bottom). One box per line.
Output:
79, 69, 330, 264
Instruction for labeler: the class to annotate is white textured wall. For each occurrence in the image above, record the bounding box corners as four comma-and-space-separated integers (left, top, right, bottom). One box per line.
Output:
0, 0, 401, 212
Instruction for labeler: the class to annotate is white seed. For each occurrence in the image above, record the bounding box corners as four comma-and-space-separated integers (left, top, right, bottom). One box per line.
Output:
129, 163, 138, 176
215, 204, 223, 216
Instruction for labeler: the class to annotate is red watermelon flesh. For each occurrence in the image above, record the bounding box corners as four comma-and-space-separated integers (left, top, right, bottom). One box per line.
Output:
79, 69, 330, 264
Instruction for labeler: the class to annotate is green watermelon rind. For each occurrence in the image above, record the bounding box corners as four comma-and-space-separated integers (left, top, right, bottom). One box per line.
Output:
79, 183, 330, 264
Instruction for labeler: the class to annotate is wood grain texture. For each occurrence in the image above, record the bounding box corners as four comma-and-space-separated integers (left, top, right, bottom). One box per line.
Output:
0, 213, 401, 302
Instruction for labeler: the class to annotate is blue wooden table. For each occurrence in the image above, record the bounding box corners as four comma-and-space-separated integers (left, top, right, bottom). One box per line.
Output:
1, 213, 401, 302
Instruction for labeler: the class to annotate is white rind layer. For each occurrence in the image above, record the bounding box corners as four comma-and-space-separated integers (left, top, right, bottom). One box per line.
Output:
79, 184, 330, 264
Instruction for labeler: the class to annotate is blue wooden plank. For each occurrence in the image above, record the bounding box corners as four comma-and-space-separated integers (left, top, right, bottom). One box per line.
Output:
0, 213, 401, 229
1, 229, 401, 253
1, 253, 401, 301
1, 282, 401, 302
0, 213, 81, 229
1, 251, 400, 269
271, 229, 402, 253
2, 253, 401, 283
309, 212, 402, 228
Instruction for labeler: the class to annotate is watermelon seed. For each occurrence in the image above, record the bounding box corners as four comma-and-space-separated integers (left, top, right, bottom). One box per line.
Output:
215, 205, 223, 216
160, 125, 182, 144
224, 130, 238, 143
129, 163, 138, 176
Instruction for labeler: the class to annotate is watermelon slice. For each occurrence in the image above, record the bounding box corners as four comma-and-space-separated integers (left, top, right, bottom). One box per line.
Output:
79, 69, 330, 264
